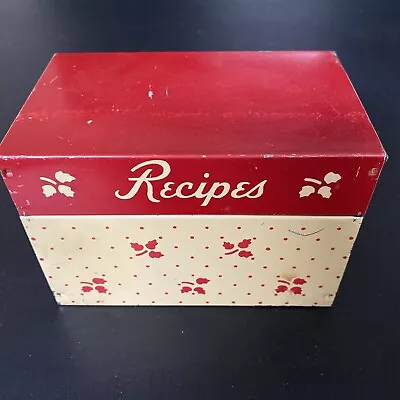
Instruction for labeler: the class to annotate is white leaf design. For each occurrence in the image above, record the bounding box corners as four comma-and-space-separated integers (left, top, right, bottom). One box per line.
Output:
299, 185, 315, 198
58, 185, 75, 197
42, 185, 57, 197
55, 171, 76, 183
318, 186, 332, 198
324, 172, 341, 184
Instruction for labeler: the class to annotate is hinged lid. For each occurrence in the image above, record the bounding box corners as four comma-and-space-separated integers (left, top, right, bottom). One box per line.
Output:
0, 51, 386, 216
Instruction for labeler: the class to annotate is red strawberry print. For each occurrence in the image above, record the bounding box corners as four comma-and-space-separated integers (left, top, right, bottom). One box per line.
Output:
149, 251, 164, 259
275, 277, 307, 296
92, 278, 106, 285
223, 238, 254, 259
130, 239, 164, 258
95, 286, 107, 294
238, 250, 253, 258
275, 285, 288, 293
238, 239, 252, 249
145, 239, 158, 250
196, 277, 210, 285
223, 242, 235, 250
81, 277, 108, 294
180, 276, 210, 295
290, 286, 302, 295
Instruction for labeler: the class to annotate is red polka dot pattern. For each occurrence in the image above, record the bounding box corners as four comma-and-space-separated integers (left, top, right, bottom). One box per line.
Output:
23, 215, 361, 306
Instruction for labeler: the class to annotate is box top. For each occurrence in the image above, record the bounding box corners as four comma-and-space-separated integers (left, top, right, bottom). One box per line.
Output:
0, 52, 386, 217
0, 51, 385, 158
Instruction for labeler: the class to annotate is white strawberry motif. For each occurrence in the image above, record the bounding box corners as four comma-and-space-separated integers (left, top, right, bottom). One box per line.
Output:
299, 172, 341, 199
317, 186, 332, 198
40, 171, 76, 198
323, 172, 341, 184
299, 185, 315, 198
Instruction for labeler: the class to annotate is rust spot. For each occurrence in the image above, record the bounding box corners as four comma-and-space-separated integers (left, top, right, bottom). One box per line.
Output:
368, 167, 379, 176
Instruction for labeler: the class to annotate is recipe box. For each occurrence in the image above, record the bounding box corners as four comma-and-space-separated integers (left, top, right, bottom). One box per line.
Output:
0, 51, 386, 306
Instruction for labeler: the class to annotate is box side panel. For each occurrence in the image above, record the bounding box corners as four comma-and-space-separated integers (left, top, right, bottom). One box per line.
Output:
21, 215, 362, 306
2, 155, 384, 216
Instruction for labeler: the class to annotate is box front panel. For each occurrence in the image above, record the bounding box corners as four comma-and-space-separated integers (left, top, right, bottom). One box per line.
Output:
3, 156, 384, 217
22, 215, 362, 306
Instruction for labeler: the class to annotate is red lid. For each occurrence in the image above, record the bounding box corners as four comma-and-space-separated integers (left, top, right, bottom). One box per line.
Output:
0, 51, 386, 216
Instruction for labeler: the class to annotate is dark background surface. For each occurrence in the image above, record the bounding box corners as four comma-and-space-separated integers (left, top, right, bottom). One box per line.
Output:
0, 0, 398, 398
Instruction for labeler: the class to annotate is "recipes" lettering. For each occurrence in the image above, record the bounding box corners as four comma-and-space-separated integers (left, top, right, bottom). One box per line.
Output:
115, 160, 267, 206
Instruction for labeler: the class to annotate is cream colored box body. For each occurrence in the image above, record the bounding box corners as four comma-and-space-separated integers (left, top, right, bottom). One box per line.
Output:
23, 215, 361, 306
